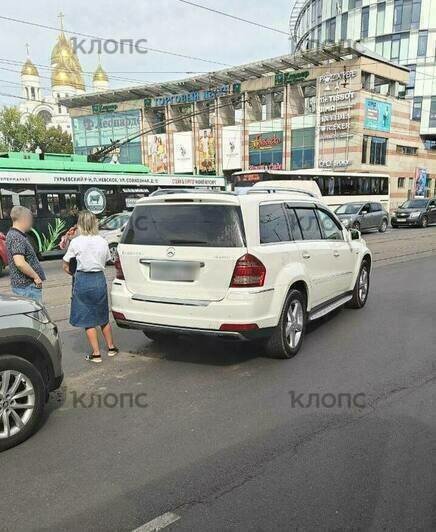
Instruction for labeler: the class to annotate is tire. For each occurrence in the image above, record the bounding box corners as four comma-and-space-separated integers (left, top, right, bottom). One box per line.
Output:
264, 289, 306, 359
420, 216, 428, 228
143, 331, 172, 343
347, 260, 370, 309
379, 219, 388, 233
0, 355, 46, 452
352, 221, 361, 231
107, 243, 118, 265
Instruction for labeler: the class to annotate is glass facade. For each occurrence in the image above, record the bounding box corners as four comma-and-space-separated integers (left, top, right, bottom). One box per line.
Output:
291, 128, 315, 170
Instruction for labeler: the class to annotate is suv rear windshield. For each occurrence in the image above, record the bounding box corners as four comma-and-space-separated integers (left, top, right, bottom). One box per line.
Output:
121, 204, 246, 247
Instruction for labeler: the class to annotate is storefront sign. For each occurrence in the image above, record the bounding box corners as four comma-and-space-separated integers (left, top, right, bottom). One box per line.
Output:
0, 172, 225, 187
144, 83, 241, 108
249, 131, 283, 170
364, 99, 391, 133
222, 126, 242, 170
147, 134, 168, 173
92, 103, 118, 114
320, 70, 357, 85
319, 159, 351, 169
319, 90, 356, 141
275, 71, 309, 86
84, 187, 106, 214
173, 132, 193, 173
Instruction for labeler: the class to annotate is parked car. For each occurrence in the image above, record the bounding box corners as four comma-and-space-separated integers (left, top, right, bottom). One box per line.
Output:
0, 294, 63, 452
335, 202, 389, 232
112, 189, 372, 359
0, 232, 7, 276
391, 198, 436, 228
99, 212, 131, 263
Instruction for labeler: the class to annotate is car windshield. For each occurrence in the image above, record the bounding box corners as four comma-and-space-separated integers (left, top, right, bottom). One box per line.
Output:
335, 203, 363, 215
99, 214, 130, 230
400, 200, 427, 209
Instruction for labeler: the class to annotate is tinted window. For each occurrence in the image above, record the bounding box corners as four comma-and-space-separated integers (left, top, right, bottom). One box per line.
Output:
294, 208, 322, 240
259, 203, 290, 243
336, 203, 363, 215
122, 204, 245, 247
370, 203, 382, 212
317, 210, 344, 240
285, 206, 303, 240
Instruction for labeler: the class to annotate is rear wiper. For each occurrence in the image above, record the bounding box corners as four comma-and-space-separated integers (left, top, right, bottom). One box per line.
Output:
169, 239, 208, 245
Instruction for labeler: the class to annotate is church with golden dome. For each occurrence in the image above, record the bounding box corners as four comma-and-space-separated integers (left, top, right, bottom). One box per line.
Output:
19, 14, 109, 134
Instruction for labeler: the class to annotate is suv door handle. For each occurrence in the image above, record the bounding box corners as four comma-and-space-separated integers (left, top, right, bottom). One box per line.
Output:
302, 252, 311, 259
333, 250, 340, 257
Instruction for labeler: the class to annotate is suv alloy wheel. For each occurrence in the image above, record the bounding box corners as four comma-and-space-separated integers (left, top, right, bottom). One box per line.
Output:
265, 288, 306, 359
347, 260, 370, 309
379, 219, 388, 232
0, 356, 46, 452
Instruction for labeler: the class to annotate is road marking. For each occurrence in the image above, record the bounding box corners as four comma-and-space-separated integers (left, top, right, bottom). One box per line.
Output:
133, 512, 181, 532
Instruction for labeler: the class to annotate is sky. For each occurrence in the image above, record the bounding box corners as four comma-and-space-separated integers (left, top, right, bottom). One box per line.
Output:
0, 0, 294, 106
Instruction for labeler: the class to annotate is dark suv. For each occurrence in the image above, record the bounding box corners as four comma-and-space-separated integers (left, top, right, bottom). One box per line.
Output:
391, 198, 436, 228
0, 294, 63, 452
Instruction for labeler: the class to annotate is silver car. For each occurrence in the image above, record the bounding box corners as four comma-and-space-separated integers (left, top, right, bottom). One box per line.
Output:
335, 202, 389, 232
0, 294, 63, 452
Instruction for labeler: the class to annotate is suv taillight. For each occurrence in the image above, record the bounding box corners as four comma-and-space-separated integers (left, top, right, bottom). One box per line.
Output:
230, 254, 266, 288
114, 257, 125, 280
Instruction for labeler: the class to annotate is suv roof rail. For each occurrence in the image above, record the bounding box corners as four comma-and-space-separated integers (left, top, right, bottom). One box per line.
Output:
247, 187, 318, 199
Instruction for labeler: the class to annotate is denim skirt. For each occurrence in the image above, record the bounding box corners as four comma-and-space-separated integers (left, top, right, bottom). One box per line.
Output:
70, 271, 109, 329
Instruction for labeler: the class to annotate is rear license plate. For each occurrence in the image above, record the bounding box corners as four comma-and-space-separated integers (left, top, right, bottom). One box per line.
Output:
150, 261, 197, 282
397, 219, 406, 222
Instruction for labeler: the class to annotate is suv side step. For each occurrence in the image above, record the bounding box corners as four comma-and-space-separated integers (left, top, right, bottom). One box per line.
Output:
308, 292, 353, 321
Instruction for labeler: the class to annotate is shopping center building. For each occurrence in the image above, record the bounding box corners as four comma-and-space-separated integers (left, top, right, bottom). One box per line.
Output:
62, 43, 436, 208
289, 0, 436, 141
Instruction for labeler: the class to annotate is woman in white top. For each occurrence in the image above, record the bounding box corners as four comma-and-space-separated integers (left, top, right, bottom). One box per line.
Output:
63, 211, 118, 363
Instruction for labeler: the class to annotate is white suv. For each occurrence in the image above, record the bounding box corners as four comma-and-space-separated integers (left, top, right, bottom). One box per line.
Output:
111, 189, 371, 359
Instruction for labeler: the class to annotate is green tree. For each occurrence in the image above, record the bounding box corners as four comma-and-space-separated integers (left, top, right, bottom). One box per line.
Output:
0, 106, 73, 154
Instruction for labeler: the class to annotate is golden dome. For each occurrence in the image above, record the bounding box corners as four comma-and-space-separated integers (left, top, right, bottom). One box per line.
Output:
21, 58, 39, 77
51, 30, 86, 90
51, 62, 77, 88
93, 64, 108, 83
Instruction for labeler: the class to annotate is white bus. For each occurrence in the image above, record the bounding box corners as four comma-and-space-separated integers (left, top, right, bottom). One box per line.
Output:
231, 169, 390, 211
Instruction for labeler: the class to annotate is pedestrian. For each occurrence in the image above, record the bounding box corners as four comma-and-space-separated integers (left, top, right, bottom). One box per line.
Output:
6, 206, 46, 302
62, 210, 118, 363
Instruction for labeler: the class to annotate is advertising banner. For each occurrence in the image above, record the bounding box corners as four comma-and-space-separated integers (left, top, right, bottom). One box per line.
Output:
364, 99, 392, 132
72, 110, 142, 164
198, 129, 216, 174
248, 131, 283, 170
222, 126, 242, 170
147, 134, 168, 173
173, 132, 194, 173
415, 167, 428, 197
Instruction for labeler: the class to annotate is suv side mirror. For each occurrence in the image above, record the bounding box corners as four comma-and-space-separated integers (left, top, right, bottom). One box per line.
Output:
361, 210, 368, 215
350, 228, 361, 240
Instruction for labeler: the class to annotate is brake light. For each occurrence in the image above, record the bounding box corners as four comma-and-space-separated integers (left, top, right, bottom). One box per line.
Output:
230, 254, 266, 288
219, 323, 259, 332
114, 257, 125, 280
112, 311, 126, 320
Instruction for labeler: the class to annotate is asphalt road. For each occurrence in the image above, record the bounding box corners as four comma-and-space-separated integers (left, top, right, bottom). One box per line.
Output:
0, 228, 435, 531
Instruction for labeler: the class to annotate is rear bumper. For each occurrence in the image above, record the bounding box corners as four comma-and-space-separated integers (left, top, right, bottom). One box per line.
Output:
116, 318, 273, 341
111, 280, 279, 337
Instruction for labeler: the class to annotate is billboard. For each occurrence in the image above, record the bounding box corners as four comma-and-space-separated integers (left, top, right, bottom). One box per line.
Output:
173, 132, 193, 173
147, 134, 168, 173
249, 131, 283, 170
72, 110, 142, 164
415, 168, 428, 197
364, 99, 392, 132
198, 129, 216, 174
222, 126, 242, 170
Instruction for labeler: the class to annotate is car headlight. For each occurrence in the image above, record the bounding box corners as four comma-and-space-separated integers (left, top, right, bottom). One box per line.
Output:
409, 211, 421, 218
25, 309, 51, 324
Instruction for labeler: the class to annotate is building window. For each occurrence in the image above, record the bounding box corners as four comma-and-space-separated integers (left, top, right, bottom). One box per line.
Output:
412, 96, 422, 120
394, 0, 421, 32
361, 7, 369, 38
411, 0, 422, 29
376, 35, 391, 59
398, 177, 406, 188
362, 135, 388, 165
326, 17, 336, 43
30, 87, 35, 100
396, 145, 418, 155
291, 127, 315, 170
406, 65, 416, 89
424, 140, 436, 150
341, 12, 348, 40
390, 32, 409, 63
349, 0, 362, 9
376, 2, 386, 34
430, 97, 436, 128
417, 30, 428, 57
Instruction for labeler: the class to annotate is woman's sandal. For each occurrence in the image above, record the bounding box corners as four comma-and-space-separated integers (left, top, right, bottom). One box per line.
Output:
107, 347, 119, 358
85, 353, 102, 363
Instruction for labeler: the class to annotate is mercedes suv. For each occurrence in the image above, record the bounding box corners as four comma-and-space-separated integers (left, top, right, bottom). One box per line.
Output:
111, 188, 372, 359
